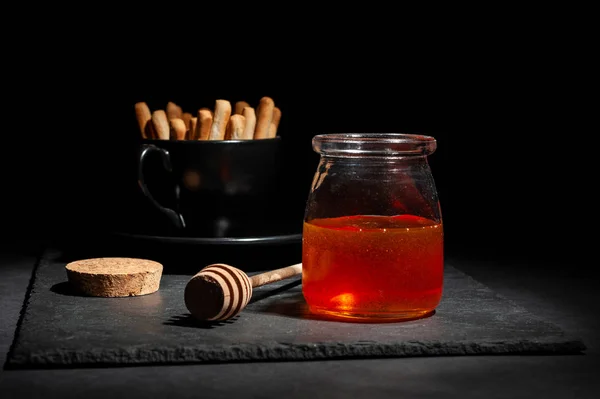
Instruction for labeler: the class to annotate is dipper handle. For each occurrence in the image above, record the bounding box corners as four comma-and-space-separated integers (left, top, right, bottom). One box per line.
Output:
250, 263, 302, 288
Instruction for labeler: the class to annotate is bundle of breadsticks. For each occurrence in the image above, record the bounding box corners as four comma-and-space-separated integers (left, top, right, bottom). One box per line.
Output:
134, 97, 281, 141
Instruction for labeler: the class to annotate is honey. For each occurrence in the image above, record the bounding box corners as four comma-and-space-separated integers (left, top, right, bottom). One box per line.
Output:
302, 214, 443, 321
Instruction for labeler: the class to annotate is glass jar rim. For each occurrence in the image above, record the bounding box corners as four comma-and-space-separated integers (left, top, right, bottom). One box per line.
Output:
312, 133, 437, 157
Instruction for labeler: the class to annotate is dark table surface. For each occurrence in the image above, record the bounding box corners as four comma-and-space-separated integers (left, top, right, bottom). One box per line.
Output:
1, 240, 599, 399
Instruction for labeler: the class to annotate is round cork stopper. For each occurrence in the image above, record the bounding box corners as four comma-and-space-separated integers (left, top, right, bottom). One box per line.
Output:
65, 257, 163, 297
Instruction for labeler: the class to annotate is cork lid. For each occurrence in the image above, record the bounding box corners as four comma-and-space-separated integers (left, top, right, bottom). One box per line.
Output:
65, 257, 163, 297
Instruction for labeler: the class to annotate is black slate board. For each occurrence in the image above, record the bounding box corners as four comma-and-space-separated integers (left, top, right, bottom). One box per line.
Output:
5, 251, 586, 369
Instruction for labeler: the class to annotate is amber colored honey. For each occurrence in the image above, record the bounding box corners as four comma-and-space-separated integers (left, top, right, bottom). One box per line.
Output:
302, 214, 444, 321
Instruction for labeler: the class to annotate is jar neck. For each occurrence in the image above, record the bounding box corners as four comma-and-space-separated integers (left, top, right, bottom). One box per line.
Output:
313, 133, 437, 158
320, 154, 429, 164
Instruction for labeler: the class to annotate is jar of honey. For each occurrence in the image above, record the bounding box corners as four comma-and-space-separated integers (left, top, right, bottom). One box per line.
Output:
302, 133, 443, 321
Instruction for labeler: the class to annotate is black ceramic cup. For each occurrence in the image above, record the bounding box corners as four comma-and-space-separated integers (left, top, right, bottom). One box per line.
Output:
137, 137, 292, 238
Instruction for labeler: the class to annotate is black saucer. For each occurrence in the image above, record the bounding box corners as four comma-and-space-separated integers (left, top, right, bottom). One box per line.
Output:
109, 230, 302, 246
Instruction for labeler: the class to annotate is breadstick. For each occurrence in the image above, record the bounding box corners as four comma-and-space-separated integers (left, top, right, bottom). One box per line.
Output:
181, 112, 193, 130
254, 96, 274, 139
186, 117, 198, 140
170, 117, 187, 140
145, 123, 157, 139
241, 107, 256, 140
134, 102, 152, 139
196, 108, 213, 140
225, 114, 246, 140
234, 100, 250, 115
151, 110, 170, 140
268, 106, 282, 138
208, 99, 231, 140
166, 102, 180, 120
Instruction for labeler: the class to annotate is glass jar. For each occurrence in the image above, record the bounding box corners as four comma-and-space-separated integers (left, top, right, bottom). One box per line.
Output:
302, 133, 443, 321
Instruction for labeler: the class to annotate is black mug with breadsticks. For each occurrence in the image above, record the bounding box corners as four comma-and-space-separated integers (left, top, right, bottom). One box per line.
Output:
135, 97, 292, 238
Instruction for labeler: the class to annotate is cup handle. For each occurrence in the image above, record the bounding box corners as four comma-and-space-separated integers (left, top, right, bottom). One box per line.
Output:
137, 144, 186, 229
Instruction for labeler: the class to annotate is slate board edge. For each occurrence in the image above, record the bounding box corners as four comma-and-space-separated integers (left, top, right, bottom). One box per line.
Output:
2, 246, 47, 371
5, 337, 587, 369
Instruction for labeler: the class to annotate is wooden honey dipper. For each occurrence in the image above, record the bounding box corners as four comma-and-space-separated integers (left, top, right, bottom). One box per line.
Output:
184, 263, 302, 322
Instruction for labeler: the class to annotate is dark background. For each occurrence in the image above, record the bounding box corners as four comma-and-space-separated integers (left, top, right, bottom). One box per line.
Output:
1, 15, 591, 271
1, 14, 598, 399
